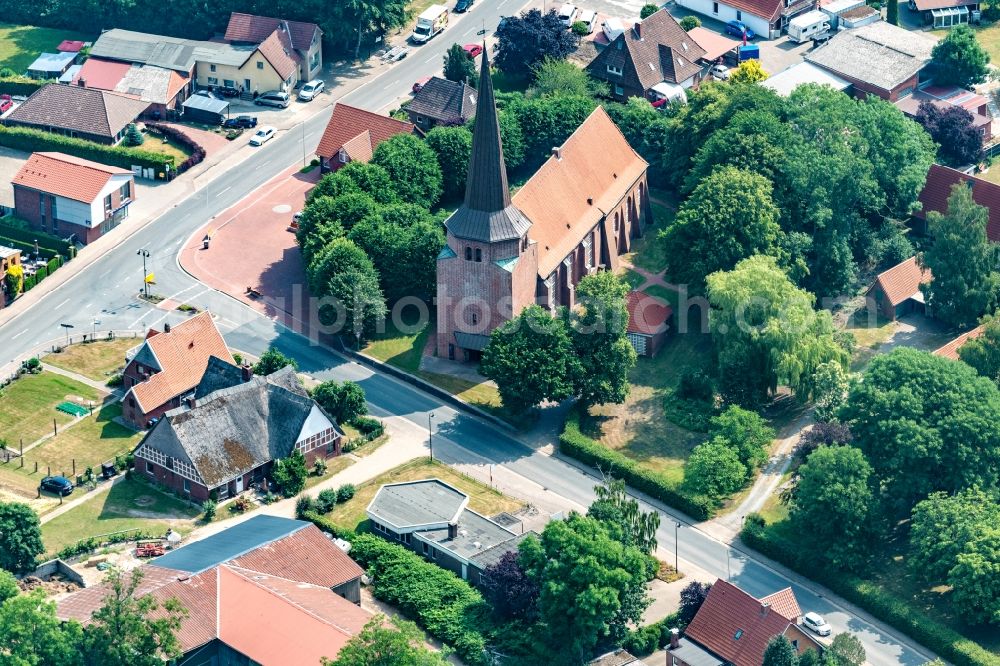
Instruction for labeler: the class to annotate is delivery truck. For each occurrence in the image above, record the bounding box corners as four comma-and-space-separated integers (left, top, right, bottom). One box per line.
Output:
411, 5, 449, 43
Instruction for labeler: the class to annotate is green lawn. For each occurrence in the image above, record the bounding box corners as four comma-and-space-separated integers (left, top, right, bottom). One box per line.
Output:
0, 23, 93, 73
628, 203, 672, 275
362, 310, 431, 373
41, 476, 201, 555
303, 455, 355, 490
623, 268, 647, 289
933, 22, 1000, 62
0, 372, 103, 448
139, 133, 192, 164
44, 338, 137, 383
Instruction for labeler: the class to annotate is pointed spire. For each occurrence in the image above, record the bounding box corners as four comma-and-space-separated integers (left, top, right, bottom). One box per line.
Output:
463, 45, 510, 212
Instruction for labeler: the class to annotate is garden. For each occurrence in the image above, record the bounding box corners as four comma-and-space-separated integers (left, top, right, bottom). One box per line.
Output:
44, 336, 136, 383
0, 23, 92, 73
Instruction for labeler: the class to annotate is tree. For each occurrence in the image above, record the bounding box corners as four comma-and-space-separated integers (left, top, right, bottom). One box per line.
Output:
677, 581, 712, 624
82, 568, 185, 666
498, 108, 526, 170
519, 513, 650, 663
915, 100, 983, 167
799, 421, 852, 457
123, 123, 144, 147
371, 134, 443, 209
949, 526, 1000, 624
567, 272, 637, 407
0, 588, 84, 666
425, 125, 473, 201
790, 445, 875, 569
910, 488, 1000, 583
495, 8, 580, 78
481, 305, 580, 411
308, 238, 388, 338
730, 60, 769, 84
762, 635, 799, 666
0, 502, 43, 573
509, 93, 597, 167
811, 360, 851, 422
296, 192, 378, 263
931, 24, 990, 88
272, 449, 308, 497
327, 615, 450, 665
532, 57, 605, 98
886, 0, 899, 24
684, 439, 747, 498
312, 380, 368, 423
443, 42, 476, 85
252, 347, 297, 376
706, 256, 848, 408
827, 633, 866, 666
679, 15, 701, 30
4, 263, 23, 296
708, 405, 775, 472
840, 347, 1000, 514
959, 312, 1000, 382
920, 182, 1000, 328
640, 3, 660, 18
201, 499, 217, 521
308, 162, 398, 205
481, 550, 539, 620
587, 477, 660, 553
0, 570, 17, 604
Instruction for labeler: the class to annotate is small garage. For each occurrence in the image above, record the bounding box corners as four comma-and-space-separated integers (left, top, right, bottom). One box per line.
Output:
181, 95, 229, 125
626, 291, 672, 358
866, 256, 932, 321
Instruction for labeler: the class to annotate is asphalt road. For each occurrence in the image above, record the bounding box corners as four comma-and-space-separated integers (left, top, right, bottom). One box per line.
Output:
0, 1, 932, 663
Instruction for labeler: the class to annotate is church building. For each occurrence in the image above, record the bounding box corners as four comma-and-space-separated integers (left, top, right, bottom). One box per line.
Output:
436, 49, 651, 362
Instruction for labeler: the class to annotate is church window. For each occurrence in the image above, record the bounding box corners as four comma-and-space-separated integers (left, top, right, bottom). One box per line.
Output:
475, 248, 482, 262
564, 256, 573, 284
545, 275, 556, 307
465, 247, 472, 260
472, 312, 478, 325
583, 235, 593, 268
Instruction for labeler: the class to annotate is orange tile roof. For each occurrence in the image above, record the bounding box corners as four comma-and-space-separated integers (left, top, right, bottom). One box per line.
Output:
626, 290, 672, 336
760, 588, 801, 621
13, 151, 132, 204
225, 13, 321, 52
315, 103, 415, 161
917, 164, 1000, 243
126, 311, 235, 413
73, 57, 131, 91
934, 324, 985, 360
227, 522, 363, 589
515, 107, 648, 278
867, 256, 931, 307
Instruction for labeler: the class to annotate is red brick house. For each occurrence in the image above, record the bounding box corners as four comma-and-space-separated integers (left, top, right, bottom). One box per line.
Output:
134, 364, 344, 501
436, 51, 651, 362
12, 152, 136, 245
3, 84, 150, 144
58, 515, 368, 665
122, 312, 234, 428
915, 164, 1000, 239
866, 257, 931, 321
314, 103, 416, 173
225, 12, 324, 83
626, 290, 672, 357
934, 324, 985, 359
669, 579, 823, 666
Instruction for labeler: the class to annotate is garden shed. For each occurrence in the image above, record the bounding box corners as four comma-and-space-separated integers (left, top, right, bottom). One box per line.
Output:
181, 95, 229, 125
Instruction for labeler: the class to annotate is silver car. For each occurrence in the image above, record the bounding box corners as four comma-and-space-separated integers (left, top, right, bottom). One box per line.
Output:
255, 91, 290, 108
802, 612, 832, 637
298, 80, 325, 101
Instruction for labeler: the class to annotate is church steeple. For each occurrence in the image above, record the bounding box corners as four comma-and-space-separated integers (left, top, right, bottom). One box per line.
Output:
445, 46, 532, 243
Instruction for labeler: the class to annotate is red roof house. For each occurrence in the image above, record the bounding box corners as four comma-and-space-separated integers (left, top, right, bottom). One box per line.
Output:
934, 324, 985, 360
57, 40, 87, 53
626, 290, 672, 357
224, 12, 324, 82
916, 163, 1000, 241
315, 103, 416, 173
866, 256, 931, 321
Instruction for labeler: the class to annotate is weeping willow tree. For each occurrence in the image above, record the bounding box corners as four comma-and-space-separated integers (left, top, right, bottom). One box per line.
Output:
587, 477, 660, 554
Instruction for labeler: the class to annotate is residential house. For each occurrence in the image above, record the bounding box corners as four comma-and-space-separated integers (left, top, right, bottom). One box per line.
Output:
669, 579, 824, 666
761, 61, 851, 97
121, 312, 235, 427
934, 324, 985, 359
366, 478, 527, 583
73, 57, 191, 118
673, 0, 817, 39
910, 0, 979, 27
225, 12, 324, 83
26, 52, 78, 79
590, 649, 650, 666
315, 103, 416, 173
58, 515, 368, 665
866, 256, 931, 321
626, 290, 672, 357
134, 363, 344, 501
894, 85, 992, 143
586, 10, 706, 104
804, 23, 937, 101
0, 245, 21, 308
436, 51, 650, 362
407, 76, 477, 132
915, 163, 1000, 239
12, 152, 135, 244
3, 84, 150, 144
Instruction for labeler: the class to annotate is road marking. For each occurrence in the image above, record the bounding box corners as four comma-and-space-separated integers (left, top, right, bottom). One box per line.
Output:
422, 55, 437, 65
55, 298, 70, 309
218, 185, 232, 195
164, 284, 196, 302
383, 81, 396, 90
11, 329, 27, 339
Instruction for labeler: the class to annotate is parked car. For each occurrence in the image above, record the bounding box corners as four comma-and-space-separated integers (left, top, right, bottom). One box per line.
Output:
455, 0, 475, 12
558, 3, 579, 26
222, 115, 258, 129
218, 85, 240, 98
576, 9, 598, 33
255, 91, 290, 108
710, 63, 731, 80
249, 126, 276, 146
463, 43, 483, 58
0, 94, 12, 114
195, 89, 223, 99
298, 79, 325, 101
412, 75, 432, 93
725, 20, 756, 40
40, 475, 74, 496
602, 17, 626, 41
802, 612, 832, 637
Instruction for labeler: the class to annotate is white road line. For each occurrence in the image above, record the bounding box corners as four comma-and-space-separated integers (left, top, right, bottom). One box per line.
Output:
55, 298, 70, 309
11, 329, 27, 339
383, 81, 396, 90
163, 284, 197, 302
218, 185, 232, 195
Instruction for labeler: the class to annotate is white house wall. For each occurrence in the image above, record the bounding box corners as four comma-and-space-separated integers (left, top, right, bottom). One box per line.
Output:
56, 195, 92, 227
296, 404, 335, 442
675, 0, 772, 36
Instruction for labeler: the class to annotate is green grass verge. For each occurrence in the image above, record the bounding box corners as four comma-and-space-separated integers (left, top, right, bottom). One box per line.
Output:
362, 312, 431, 373
0, 372, 102, 447
44, 338, 136, 382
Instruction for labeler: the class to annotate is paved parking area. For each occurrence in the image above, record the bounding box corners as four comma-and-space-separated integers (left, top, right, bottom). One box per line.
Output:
0, 145, 29, 210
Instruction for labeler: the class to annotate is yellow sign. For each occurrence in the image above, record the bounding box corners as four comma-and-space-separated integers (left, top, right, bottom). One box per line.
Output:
144, 273, 156, 284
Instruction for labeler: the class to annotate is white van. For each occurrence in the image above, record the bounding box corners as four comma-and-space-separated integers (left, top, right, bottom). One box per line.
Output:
787, 10, 831, 43
558, 3, 579, 27
602, 17, 626, 41
411, 5, 449, 43
577, 9, 598, 33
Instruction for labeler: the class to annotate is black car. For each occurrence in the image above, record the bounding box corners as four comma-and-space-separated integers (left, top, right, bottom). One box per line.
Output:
223, 115, 258, 129
40, 476, 74, 496
219, 85, 241, 98
455, 0, 474, 11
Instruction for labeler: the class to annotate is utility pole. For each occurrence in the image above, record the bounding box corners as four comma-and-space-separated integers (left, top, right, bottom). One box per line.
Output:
674, 520, 681, 573
428, 412, 435, 461
137, 249, 150, 298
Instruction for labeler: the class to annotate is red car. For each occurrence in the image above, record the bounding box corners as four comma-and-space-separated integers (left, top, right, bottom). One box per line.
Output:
462, 43, 483, 58
0, 94, 12, 114
412, 75, 432, 93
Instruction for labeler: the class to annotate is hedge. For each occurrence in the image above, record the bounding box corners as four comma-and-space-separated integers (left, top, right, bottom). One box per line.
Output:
0, 125, 174, 175
559, 408, 716, 521
145, 122, 205, 173
741, 516, 1000, 666
0, 76, 46, 96
0, 221, 72, 256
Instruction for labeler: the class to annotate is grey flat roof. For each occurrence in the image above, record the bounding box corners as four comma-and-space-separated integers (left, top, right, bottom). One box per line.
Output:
761, 62, 851, 96
671, 639, 724, 666
28, 52, 77, 73
183, 94, 230, 114
59, 64, 83, 83
91, 28, 254, 71
804, 23, 935, 91
416, 508, 516, 561
368, 479, 467, 529
469, 530, 534, 569
151, 515, 307, 574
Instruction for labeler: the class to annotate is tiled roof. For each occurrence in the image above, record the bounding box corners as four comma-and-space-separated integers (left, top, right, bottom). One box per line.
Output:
684, 580, 804, 666
626, 291, 672, 336
805, 23, 936, 93
341, 130, 374, 163
409, 76, 477, 124
256, 28, 300, 81
760, 588, 801, 621
225, 12, 321, 52
58, 40, 87, 52
73, 57, 131, 92
227, 521, 363, 588
688, 27, 740, 62
13, 152, 132, 203
934, 324, 985, 360
515, 106, 648, 278
126, 312, 235, 414
867, 256, 931, 307
315, 103, 414, 161
5, 84, 149, 140
715, 0, 786, 21
75, 58, 188, 105
917, 163, 1000, 242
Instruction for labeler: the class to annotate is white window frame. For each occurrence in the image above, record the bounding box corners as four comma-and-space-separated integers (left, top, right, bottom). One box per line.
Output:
583, 235, 594, 268
606, 64, 623, 76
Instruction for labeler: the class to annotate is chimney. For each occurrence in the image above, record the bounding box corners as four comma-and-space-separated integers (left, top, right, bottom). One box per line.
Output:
760, 602, 770, 616
447, 523, 458, 539
77, 78, 86, 87
633, 22, 642, 38
587, 197, 594, 205
241, 364, 252, 382
669, 628, 679, 650
551, 146, 562, 160
163, 323, 171, 333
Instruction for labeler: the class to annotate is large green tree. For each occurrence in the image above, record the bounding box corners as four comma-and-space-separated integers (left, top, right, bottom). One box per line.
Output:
531, 57, 605, 97
910, 488, 1000, 584
708, 405, 775, 472
371, 134, 443, 209
684, 438, 747, 498
949, 526, 1000, 624
0, 502, 43, 573
326, 615, 449, 665
920, 182, 1000, 328
762, 635, 798, 666
308, 162, 398, 205
495, 8, 580, 78
958, 312, 1000, 383
931, 24, 990, 88
587, 477, 660, 553
828, 633, 866, 666
509, 93, 597, 168
252, 347, 297, 376
443, 43, 476, 86
312, 380, 367, 423
425, 125, 473, 201
296, 192, 378, 263
0, 588, 84, 666
308, 238, 388, 339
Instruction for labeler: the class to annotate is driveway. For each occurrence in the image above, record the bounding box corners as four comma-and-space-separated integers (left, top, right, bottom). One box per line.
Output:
0, 145, 29, 210
876, 313, 955, 353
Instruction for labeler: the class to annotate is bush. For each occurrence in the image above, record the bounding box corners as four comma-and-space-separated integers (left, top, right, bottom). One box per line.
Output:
272, 450, 308, 497
145, 122, 205, 173
295, 494, 315, 518
679, 15, 701, 30
571, 20, 590, 35
624, 623, 661, 656
123, 123, 144, 147
315, 488, 339, 514
106, 374, 123, 388
0, 221, 72, 256
57, 529, 157, 560
640, 3, 660, 18
313, 457, 328, 477
300, 510, 358, 541
0, 125, 173, 175
662, 391, 715, 432
337, 483, 356, 502
677, 369, 713, 402
559, 408, 715, 520
351, 415, 385, 439
202, 499, 217, 521
0, 76, 45, 96
230, 495, 252, 513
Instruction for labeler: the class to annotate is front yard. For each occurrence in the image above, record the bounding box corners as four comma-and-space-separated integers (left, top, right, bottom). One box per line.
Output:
44, 337, 137, 383
0, 23, 93, 73
0, 371, 103, 447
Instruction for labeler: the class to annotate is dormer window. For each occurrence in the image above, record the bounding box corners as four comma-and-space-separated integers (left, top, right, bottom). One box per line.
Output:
607, 64, 623, 75
734, 629, 744, 640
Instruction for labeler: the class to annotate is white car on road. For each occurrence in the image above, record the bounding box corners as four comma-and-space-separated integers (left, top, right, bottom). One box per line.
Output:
802, 612, 832, 637
249, 126, 276, 146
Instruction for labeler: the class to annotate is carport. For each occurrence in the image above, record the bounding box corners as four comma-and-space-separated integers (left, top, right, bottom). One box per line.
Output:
182, 95, 230, 125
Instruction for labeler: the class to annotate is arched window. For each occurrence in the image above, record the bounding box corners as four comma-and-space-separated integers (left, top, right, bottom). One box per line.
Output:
465, 247, 472, 261
475, 248, 482, 262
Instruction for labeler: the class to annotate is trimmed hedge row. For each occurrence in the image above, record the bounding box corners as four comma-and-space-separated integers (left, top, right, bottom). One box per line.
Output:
0, 76, 46, 96
559, 408, 716, 521
0, 221, 72, 255
144, 122, 204, 173
0, 125, 174, 175
741, 516, 1000, 666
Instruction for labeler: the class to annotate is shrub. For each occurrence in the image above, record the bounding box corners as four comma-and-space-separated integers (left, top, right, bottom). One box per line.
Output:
230, 495, 252, 513
571, 20, 590, 35
295, 494, 315, 518
679, 15, 701, 30
624, 623, 661, 656
640, 3, 660, 18
272, 449, 308, 497
0, 221, 72, 256
22, 357, 40, 373
336, 484, 356, 502
0, 125, 173, 175
312, 457, 328, 477
0, 76, 45, 96
123, 123, 144, 147
106, 373, 123, 387
316, 488, 339, 514
145, 122, 205, 173
662, 391, 715, 432
202, 499, 217, 521
677, 368, 713, 402
351, 415, 385, 439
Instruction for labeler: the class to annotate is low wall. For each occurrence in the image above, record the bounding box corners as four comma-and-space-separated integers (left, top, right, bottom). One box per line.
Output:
28, 558, 86, 587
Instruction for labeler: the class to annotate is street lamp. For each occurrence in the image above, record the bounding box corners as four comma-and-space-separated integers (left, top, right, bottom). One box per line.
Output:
60, 323, 74, 345
428, 412, 435, 461
137, 249, 150, 298
674, 521, 681, 574
92, 318, 100, 340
